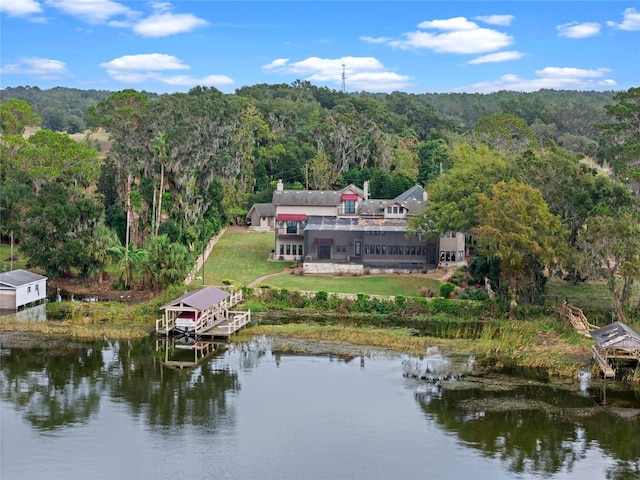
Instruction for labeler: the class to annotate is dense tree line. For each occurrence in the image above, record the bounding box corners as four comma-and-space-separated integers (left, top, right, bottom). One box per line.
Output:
0, 83, 638, 315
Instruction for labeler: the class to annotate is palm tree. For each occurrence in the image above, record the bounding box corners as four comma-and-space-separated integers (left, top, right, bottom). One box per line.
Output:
147, 235, 193, 289
86, 224, 121, 284
108, 244, 148, 290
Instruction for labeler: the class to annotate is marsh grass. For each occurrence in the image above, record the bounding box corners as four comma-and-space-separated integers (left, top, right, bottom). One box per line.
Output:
472, 317, 593, 376
233, 323, 466, 357
0, 312, 152, 339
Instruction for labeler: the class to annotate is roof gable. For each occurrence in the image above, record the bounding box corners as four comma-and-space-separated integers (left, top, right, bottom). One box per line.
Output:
272, 189, 341, 206
591, 321, 640, 350
247, 203, 276, 217
0, 269, 47, 287
161, 286, 231, 311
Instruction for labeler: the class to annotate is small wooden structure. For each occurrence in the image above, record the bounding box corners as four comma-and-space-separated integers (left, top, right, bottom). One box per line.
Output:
0, 269, 47, 312
590, 321, 640, 378
552, 303, 598, 336
156, 286, 250, 338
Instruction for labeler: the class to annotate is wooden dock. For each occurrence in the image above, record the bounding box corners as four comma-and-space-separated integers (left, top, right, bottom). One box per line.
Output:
187, 311, 251, 338
592, 345, 616, 378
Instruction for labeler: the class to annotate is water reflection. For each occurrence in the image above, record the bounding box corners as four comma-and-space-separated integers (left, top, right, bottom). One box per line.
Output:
0, 337, 106, 430
1, 334, 639, 480
410, 349, 640, 479
106, 338, 240, 432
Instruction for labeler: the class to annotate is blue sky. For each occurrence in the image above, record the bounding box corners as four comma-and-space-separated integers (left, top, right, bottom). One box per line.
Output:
1, 1, 639, 94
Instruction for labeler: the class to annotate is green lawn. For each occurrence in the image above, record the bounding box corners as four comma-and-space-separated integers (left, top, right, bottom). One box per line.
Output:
0, 244, 28, 272
545, 278, 639, 311
261, 273, 440, 297
545, 278, 612, 310
202, 230, 293, 286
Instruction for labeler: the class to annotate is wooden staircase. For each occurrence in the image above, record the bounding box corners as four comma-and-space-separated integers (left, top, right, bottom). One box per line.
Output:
552, 303, 598, 336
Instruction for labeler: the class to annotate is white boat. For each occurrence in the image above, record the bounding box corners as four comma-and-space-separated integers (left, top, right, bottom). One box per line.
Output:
174, 311, 205, 334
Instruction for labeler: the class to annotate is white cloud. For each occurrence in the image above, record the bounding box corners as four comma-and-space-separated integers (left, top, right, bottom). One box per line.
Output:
0, 0, 42, 16
34, 0, 206, 37
468, 51, 524, 64
46, 0, 136, 24
475, 15, 514, 27
557, 22, 600, 38
99, 53, 232, 88
133, 12, 208, 37
534, 66, 611, 78
387, 16, 513, 54
1, 56, 68, 79
263, 58, 289, 69
607, 7, 640, 31
417, 17, 478, 31
100, 53, 190, 72
360, 35, 392, 44
262, 56, 412, 92
455, 66, 615, 93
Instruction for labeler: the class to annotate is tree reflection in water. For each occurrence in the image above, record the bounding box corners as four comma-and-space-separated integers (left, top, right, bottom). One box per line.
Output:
0, 335, 244, 433
0, 337, 107, 430
414, 369, 640, 480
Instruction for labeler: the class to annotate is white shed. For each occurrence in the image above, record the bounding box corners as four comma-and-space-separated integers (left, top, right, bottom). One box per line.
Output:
0, 269, 48, 311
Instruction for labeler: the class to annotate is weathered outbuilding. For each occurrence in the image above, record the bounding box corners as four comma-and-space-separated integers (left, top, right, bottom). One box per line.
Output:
590, 321, 640, 378
0, 269, 48, 311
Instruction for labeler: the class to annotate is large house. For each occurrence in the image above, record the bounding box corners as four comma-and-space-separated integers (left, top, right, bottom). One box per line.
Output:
247, 180, 465, 274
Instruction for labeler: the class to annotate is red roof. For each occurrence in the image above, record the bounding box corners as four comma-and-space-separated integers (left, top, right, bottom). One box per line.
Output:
341, 193, 359, 201
276, 213, 307, 221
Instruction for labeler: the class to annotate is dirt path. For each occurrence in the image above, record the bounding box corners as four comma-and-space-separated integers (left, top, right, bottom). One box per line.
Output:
248, 268, 292, 287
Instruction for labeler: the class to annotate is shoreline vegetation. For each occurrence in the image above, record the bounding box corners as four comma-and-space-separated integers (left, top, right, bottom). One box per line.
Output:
1, 230, 636, 381
0, 291, 596, 379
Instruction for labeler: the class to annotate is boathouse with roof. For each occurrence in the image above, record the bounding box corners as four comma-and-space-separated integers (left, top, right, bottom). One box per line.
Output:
156, 285, 250, 338
0, 269, 48, 311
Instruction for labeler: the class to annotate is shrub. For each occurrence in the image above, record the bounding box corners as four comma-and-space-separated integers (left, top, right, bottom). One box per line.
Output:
419, 287, 434, 298
439, 282, 457, 298
461, 288, 489, 301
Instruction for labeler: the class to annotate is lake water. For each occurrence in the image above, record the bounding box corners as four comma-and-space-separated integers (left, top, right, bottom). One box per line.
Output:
1, 334, 639, 480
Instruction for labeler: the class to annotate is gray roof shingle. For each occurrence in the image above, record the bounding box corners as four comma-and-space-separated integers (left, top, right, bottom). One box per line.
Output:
161, 286, 231, 311
0, 269, 47, 287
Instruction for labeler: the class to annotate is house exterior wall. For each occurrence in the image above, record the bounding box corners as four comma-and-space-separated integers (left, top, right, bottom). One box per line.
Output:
15, 279, 47, 308
438, 232, 466, 266
0, 289, 16, 310
248, 211, 273, 231
361, 231, 438, 268
269, 184, 465, 271
277, 205, 338, 216
304, 230, 438, 270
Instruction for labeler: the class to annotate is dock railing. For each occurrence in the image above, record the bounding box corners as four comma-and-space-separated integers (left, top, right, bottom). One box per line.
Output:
223, 311, 251, 335
156, 316, 174, 335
